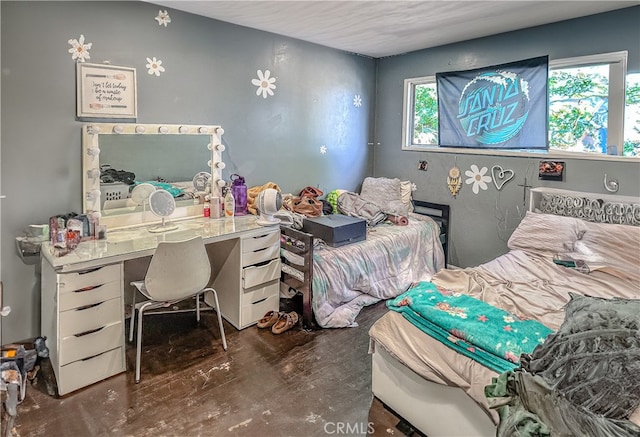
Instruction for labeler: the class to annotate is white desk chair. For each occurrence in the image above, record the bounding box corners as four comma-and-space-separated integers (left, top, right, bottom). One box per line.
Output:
128, 236, 227, 383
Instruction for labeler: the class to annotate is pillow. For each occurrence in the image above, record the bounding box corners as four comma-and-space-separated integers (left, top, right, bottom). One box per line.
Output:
400, 181, 415, 213
573, 219, 640, 273
507, 211, 588, 255
360, 177, 408, 216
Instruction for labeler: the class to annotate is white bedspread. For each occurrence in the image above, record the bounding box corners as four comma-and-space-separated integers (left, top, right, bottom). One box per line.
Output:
312, 213, 445, 328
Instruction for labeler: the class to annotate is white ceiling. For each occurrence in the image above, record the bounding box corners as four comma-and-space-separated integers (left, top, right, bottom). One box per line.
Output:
148, 1, 638, 58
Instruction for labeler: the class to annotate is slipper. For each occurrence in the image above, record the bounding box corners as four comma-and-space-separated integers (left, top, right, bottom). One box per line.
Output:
271, 311, 299, 334
257, 310, 280, 328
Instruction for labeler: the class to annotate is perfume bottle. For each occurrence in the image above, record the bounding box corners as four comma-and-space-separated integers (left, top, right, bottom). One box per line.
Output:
224, 185, 235, 218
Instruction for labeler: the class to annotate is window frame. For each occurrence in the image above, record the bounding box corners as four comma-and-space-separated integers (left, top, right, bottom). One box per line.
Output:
401, 51, 636, 162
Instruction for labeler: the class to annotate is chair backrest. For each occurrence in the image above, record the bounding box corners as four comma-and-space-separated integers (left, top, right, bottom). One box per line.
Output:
144, 237, 212, 302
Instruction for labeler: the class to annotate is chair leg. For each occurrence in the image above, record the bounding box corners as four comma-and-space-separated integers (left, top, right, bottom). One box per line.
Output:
207, 288, 227, 351
129, 290, 137, 342
196, 293, 201, 323
135, 301, 153, 384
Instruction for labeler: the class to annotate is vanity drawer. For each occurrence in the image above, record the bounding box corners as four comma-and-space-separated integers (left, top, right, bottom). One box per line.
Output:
242, 258, 280, 289
242, 282, 279, 307
242, 231, 279, 253
58, 264, 121, 294
59, 297, 122, 338
240, 293, 279, 328
58, 347, 124, 396
242, 243, 279, 268
59, 280, 121, 312
59, 321, 123, 366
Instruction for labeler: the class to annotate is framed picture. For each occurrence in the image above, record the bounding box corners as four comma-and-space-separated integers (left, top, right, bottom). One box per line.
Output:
76, 63, 137, 119
538, 160, 565, 181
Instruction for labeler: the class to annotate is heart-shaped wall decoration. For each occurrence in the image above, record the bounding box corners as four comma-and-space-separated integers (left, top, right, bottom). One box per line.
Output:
491, 165, 515, 191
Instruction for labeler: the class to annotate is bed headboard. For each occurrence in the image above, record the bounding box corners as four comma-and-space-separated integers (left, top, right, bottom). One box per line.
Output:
529, 187, 640, 226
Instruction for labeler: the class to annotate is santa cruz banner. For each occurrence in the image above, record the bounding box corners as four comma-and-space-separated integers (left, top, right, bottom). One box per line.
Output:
437, 56, 548, 149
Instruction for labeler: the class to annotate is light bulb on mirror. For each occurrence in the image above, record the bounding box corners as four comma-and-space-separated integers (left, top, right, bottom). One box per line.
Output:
135, 125, 146, 134
87, 125, 101, 135
216, 127, 224, 136
158, 126, 169, 134
215, 144, 226, 152
112, 125, 124, 134
86, 148, 100, 156
199, 127, 209, 134
86, 168, 100, 179
215, 162, 226, 169
85, 190, 100, 201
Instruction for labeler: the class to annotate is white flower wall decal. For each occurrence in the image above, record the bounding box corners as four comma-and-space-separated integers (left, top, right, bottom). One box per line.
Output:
155, 10, 171, 26
464, 165, 492, 194
252, 69, 277, 99
68, 34, 92, 62
320, 145, 327, 154
353, 94, 362, 107
146, 57, 165, 76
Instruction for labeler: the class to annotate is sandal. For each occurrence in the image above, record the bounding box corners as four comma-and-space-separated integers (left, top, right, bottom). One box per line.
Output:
271, 311, 299, 334
257, 310, 280, 328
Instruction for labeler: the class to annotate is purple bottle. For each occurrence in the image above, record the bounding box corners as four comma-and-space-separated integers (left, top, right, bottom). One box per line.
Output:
230, 174, 248, 216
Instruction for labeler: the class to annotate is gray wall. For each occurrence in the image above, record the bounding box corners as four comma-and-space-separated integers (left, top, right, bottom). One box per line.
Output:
1, 1, 375, 342
374, 6, 640, 268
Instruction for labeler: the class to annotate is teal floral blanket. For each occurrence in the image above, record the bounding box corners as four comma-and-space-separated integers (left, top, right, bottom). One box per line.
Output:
387, 282, 554, 373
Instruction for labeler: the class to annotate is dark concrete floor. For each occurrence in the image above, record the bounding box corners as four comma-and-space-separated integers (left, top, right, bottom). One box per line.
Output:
2, 300, 419, 437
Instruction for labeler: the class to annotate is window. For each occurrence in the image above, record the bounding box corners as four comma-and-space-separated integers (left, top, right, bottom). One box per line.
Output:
403, 51, 634, 158
548, 52, 627, 156
625, 73, 640, 157
402, 77, 438, 146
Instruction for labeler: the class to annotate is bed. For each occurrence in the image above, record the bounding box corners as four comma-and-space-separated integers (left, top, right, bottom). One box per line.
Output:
368, 187, 640, 436
280, 200, 449, 328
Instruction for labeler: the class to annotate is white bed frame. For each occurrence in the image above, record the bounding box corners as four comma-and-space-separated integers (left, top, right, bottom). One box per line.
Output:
371, 187, 640, 437
371, 345, 496, 436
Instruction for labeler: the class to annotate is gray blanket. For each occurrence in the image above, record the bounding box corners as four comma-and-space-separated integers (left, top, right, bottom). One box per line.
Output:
486, 293, 640, 437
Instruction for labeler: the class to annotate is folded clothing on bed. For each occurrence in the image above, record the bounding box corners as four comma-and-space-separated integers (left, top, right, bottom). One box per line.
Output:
387, 282, 554, 373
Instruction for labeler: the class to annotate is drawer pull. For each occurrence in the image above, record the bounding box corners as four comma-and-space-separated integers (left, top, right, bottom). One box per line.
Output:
252, 259, 272, 268
75, 301, 104, 311
252, 297, 268, 305
81, 350, 109, 362
73, 284, 104, 293
78, 267, 103, 275
75, 326, 105, 337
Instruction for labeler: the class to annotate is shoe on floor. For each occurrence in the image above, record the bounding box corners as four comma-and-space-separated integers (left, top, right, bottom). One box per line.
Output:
257, 310, 280, 328
272, 311, 299, 334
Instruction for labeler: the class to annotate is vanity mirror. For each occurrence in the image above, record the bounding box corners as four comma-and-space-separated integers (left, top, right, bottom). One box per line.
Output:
82, 123, 226, 229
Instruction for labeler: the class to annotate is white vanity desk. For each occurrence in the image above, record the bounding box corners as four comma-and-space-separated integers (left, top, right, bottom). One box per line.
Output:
40, 215, 281, 395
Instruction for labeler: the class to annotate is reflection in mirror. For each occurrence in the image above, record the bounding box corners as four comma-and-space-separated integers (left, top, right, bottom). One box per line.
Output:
82, 123, 224, 229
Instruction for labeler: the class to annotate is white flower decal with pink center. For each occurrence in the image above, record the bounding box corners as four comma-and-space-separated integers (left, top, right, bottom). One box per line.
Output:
464, 164, 492, 194
252, 69, 277, 99
146, 57, 165, 76
68, 35, 92, 62
155, 10, 171, 27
